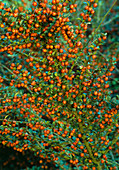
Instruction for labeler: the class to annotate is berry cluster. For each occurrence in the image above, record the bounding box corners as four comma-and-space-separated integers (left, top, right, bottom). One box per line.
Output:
0, 0, 118, 169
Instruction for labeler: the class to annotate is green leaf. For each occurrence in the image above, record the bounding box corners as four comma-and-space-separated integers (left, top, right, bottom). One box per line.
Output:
50, 84, 53, 89
55, 72, 58, 76
70, 101, 74, 105
112, 97, 117, 104
106, 96, 111, 101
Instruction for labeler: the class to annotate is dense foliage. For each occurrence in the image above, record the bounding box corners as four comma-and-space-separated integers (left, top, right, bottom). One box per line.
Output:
0, 0, 119, 169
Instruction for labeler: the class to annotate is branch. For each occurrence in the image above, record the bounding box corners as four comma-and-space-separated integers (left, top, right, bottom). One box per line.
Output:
74, 112, 101, 168
100, 133, 119, 157
101, 16, 119, 26
0, 63, 33, 94
93, 0, 118, 37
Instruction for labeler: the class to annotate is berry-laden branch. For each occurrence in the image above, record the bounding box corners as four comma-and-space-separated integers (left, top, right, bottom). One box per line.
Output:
100, 133, 119, 158
0, 0, 118, 169
0, 63, 33, 94
74, 111, 102, 169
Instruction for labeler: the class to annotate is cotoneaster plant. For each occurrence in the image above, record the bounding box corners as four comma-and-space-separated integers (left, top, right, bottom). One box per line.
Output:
0, 0, 119, 169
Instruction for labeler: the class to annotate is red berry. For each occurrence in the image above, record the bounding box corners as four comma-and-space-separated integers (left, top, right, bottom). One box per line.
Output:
32, 1, 37, 6
93, 3, 97, 8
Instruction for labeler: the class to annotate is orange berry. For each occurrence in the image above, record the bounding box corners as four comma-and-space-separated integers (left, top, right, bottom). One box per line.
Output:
78, 134, 82, 138
80, 153, 84, 157
78, 119, 82, 123
62, 85, 66, 89
93, 3, 97, 8
32, 1, 37, 6
80, 75, 83, 80
63, 101, 66, 104
101, 159, 104, 163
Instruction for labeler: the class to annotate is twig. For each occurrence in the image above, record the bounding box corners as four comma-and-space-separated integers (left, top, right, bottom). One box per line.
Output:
101, 16, 119, 26
0, 118, 29, 124
74, 111, 101, 168
109, 150, 118, 166
100, 133, 119, 158
93, 0, 118, 37
97, 1, 101, 22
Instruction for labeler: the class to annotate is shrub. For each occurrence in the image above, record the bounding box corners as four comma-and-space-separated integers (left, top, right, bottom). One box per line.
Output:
0, 0, 119, 169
